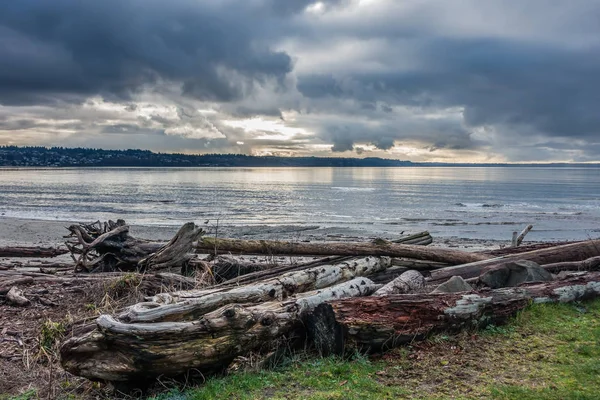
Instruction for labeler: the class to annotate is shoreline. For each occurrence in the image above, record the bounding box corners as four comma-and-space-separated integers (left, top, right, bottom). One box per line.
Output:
0, 215, 533, 253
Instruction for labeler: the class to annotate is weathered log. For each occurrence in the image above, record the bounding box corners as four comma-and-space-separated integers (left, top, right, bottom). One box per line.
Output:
373, 270, 424, 296
429, 239, 600, 282
0, 271, 196, 297
0, 246, 68, 258
119, 256, 390, 323
66, 220, 164, 272
0, 260, 75, 272
60, 277, 379, 382
213, 255, 355, 288
138, 223, 204, 272
196, 237, 488, 265
483, 240, 579, 257
517, 224, 534, 246
391, 258, 448, 270
211, 233, 434, 287
309, 272, 600, 355
65, 220, 207, 273
543, 256, 600, 274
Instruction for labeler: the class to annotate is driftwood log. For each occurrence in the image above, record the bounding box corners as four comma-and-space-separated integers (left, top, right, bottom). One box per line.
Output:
308, 272, 600, 355
138, 223, 204, 272
211, 232, 435, 286
119, 256, 390, 323
429, 239, 600, 282
65, 220, 203, 273
196, 237, 488, 265
0, 246, 68, 258
542, 256, 600, 274
60, 277, 380, 381
0, 270, 197, 297
373, 270, 425, 296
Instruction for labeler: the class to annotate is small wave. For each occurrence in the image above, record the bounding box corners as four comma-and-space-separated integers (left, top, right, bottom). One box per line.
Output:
331, 187, 376, 192
454, 202, 504, 209
482, 203, 504, 208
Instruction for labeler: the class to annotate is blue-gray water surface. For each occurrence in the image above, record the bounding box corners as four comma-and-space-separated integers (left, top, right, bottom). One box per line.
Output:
0, 167, 599, 241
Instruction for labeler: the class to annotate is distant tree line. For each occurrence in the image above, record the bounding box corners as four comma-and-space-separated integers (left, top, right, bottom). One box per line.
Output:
0, 146, 414, 167
1, 146, 597, 167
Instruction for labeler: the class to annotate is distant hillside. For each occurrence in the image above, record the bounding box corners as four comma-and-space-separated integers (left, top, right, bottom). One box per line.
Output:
1, 146, 598, 168
0, 146, 414, 167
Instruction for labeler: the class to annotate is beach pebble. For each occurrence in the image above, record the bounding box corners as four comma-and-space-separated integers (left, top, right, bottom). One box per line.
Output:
480, 260, 553, 289
431, 275, 473, 293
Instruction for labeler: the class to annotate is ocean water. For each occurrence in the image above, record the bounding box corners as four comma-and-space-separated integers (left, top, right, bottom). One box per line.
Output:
0, 167, 599, 241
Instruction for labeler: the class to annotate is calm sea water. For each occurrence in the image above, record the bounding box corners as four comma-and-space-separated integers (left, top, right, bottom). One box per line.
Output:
0, 167, 599, 241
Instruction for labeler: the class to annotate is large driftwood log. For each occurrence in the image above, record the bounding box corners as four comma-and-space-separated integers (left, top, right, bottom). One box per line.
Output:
60, 277, 379, 382
309, 272, 600, 355
196, 237, 488, 265
119, 256, 390, 323
212, 232, 434, 287
0, 246, 68, 258
429, 239, 600, 282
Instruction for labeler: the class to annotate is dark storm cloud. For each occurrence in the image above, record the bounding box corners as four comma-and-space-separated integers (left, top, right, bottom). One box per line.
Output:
298, 36, 600, 146
0, 0, 294, 105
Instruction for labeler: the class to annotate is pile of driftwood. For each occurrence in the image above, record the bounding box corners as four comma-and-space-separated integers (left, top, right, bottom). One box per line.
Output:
3, 220, 600, 386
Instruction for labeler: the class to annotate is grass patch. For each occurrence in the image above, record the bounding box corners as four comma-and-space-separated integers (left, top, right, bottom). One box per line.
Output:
149, 299, 600, 400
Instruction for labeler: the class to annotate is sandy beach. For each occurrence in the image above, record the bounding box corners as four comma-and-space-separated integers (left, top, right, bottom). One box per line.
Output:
0, 215, 516, 253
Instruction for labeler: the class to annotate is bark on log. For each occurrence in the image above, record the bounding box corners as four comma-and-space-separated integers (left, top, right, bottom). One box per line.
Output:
429, 239, 600, 282
60, 277, 380, 382
119, 256, 390, 323
373, 270, 425, 296
308, 272, 600, 355
0, 246, 68, 258
195, 237, 487, 265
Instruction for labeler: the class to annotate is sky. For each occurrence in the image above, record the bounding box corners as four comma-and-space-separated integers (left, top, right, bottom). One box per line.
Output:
1, 0, 599, 162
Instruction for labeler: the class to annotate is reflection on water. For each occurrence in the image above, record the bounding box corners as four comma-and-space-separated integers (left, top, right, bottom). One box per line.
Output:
0, 167, 599, 241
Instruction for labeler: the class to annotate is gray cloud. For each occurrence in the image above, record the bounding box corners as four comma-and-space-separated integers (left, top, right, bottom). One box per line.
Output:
1, 0, 600, 161
0, 0, 294, 105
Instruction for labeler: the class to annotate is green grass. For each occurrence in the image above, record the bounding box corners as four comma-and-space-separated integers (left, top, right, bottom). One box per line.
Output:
148, 299, 600, 400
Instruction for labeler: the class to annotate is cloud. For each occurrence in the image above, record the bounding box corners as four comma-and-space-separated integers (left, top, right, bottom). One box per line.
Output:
1, 0, 600, 161
0, 0, 294, 105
